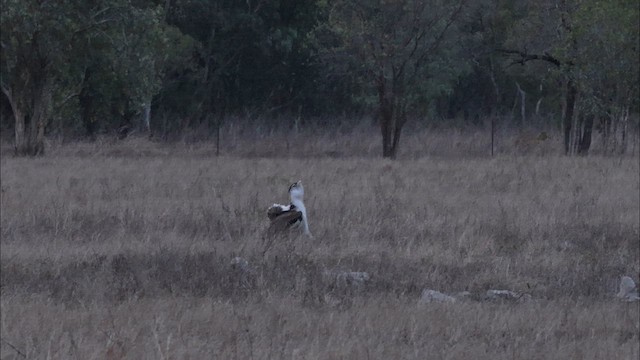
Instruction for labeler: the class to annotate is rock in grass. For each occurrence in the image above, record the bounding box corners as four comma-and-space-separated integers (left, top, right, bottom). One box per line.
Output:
419, 289, 456, 304
230, 257, 251, 272
455, 291, 473, 300
323, 270, 370, 289
485, 289, 531, 302
229, 256, 255, 289
616, 276, 640, 302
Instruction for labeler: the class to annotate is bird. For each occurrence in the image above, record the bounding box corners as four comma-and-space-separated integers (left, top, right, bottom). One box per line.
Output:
266, 180, 311, 236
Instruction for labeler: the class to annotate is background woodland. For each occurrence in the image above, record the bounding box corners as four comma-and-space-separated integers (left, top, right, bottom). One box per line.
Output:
1, 0, 638, 157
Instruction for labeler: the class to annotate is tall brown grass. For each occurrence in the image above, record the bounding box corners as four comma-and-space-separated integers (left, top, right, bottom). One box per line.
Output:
1, 128, 639, 359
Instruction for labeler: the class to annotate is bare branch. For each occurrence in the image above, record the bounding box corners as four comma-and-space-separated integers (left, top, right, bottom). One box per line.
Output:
495, 48, 567, 67
427, 0, 465, 55
54, 67, 87, 109
0, 79, 11, 100
56, 92, 80, 109
0, 338, 26, 358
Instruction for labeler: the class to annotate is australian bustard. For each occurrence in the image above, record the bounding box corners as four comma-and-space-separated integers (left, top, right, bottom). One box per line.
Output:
267, 180, 311, 236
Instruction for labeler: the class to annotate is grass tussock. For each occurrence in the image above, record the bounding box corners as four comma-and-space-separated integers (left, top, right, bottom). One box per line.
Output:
1, 131, 639, 359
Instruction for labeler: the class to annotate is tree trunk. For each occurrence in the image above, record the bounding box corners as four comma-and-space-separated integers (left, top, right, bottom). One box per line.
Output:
601, 116, 611, 153
214, 91, 226, 157
143, 101, 151, 137
379, 103, 404, 159
535, 82, 543, 117
488, 59, 499, 157
79, 88, 96, 140
515, 82, 526, 126
563, 79, 577, 155
612, 115, 619, 153
389, 108, 405, 159
535, 98, 542, 116
377, 72, 408, 159
25, 79, 51, 155
491, 115, 495, 157
380, 106, 393, 158
5, 78, 51, 156
378, 80, 395, 158
2, 88, 27, 154
13, 107, 27, 154
79, 67, 97, 140
620, 107, 628, 155
577, 113, 594, 155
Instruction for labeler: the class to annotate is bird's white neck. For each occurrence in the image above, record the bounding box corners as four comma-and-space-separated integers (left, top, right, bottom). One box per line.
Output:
291, 198, 311, 236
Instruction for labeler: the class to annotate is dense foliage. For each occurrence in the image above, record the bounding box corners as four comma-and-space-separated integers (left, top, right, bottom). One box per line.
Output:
1, 0, 638, 156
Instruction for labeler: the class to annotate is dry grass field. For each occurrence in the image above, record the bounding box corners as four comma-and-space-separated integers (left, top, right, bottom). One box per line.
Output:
1, 128, 639, 359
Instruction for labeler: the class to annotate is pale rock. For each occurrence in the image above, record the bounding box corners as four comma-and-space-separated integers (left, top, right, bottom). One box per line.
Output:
323, 270, 370, 289
616, 276, 640, 302
419, 289, 457, 304
485, 289, 530, 302
455, 291, 473, 300
230, 257, 251, 272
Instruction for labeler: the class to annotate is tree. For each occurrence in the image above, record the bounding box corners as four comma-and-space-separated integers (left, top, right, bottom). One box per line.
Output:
1, 0, 169, 153
328, 0, 468, 158
497, 0, 638, 155
1, 0, 79, 155
495, 0, 575, 153
571, 0, 639, 154
75, 4, 169, 139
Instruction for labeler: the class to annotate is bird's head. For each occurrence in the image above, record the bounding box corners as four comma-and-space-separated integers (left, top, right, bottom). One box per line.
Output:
288, 180, 305, 201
